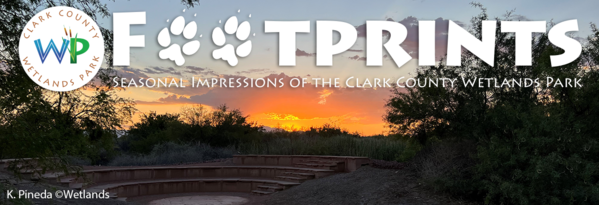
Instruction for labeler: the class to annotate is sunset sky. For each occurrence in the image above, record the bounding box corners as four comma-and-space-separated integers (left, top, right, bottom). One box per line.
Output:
95, 0, 597, 135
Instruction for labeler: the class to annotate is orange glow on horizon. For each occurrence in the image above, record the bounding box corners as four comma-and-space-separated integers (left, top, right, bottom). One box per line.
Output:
128, 104, 387, 136
117, 79, 393, 136
264, 113, 301, 121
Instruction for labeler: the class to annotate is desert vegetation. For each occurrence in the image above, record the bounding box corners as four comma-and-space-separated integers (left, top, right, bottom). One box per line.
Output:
238, 135, 406, 161
112, 104, 410, 165
384, 4, 599, 205
108, 142, 236, 166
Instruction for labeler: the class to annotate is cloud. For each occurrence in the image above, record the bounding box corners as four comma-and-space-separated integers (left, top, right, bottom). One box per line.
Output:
184, 66, 218, 76
348, 54, 387, 61
116, 67, 150, 79
135, 73, 395, 126
265, 113, 301, 120
356, 18, 395, 38
148, 94, 195, 104
318, 89, 333, 105
116, 66, 186, 78
349, 55, 366, 61
235, 68, 274, 75
115, 66, 216, 98
143, 67, 183, 76
355, 16, 466, 61
296, 48, 314, 57
347, 49, 364, 52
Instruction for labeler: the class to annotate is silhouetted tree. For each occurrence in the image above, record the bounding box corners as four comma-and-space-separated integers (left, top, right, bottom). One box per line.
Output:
385, 4, 599, 204
0, 0, 200, 175
120, 105, 264, 154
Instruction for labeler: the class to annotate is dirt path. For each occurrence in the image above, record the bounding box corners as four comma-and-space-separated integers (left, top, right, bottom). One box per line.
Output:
126, 192, 268, 205
264, 166, 472, 205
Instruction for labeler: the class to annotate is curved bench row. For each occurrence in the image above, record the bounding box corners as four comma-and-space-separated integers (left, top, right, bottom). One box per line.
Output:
52, 165, 334, 188
233, 155, 371, 172
86, 178, 301, 198
3, 155, 371, 199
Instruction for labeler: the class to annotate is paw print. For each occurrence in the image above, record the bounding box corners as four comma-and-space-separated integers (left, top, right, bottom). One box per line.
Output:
212, 13, 252, 66
158, 14, 200, 66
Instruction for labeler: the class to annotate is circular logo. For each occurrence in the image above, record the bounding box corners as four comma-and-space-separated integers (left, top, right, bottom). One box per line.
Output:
19, 6, 104, 92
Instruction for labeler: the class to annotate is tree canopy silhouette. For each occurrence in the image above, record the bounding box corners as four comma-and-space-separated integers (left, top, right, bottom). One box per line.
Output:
0, 0, 200, 176
385, 4, 599, 204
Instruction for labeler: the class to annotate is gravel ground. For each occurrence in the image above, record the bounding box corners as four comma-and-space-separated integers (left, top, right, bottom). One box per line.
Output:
264, 166, 473, 205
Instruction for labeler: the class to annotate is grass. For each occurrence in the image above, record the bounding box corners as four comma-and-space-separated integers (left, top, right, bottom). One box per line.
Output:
238, 135, 407, 161
108, 142, 236, 166
107, 135, 409, 166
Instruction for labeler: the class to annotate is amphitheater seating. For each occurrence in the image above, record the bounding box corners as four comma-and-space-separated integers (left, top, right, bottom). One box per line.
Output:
4, 155, 370, 200
233, 155, 371, 172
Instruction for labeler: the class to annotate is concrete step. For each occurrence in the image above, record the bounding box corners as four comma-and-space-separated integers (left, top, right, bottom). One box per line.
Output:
30, 171, 67, 182
294, 163, 338, 169
275, 175, 306, 183
18, 168, 43, 174
261, 182, 299, 190
287, 172, 315, 176
257, 185, 284, 191
55, 165, 333, 186
70, 183, 84, 190
58, 176, 76, 185
11, 168, 43, 180
84, 178, 300, 198
301, 159, 343, 164
32, 172, 61, 179
297, 160, 346, 172
281, 172, 315, 180
252, 190, 274, 195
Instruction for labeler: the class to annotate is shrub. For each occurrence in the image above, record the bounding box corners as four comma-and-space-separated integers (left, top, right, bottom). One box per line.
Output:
108, 142, 235, 166
472, 107, 599, 205
304, 123, 359, 138
411, 141, 482, 199
119, 105, 263, 154
413, 141, 475, 182
238, 135, 407, 161
384, 5, 599, 204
